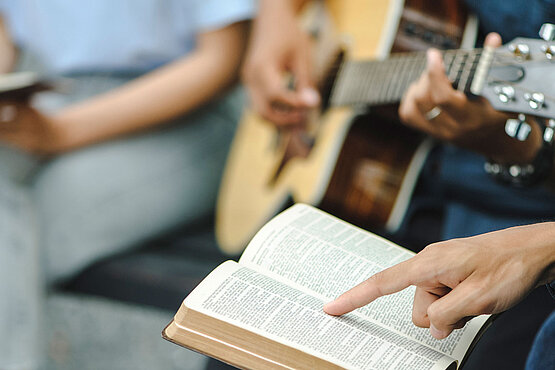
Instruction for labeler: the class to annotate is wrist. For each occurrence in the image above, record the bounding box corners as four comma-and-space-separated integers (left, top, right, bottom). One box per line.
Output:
539, 257, 555, 287
45, 112, 88, 154
529, 223, 555, 287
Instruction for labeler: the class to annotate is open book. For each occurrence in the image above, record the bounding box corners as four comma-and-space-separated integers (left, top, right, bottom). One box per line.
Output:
163, 204, 491, 370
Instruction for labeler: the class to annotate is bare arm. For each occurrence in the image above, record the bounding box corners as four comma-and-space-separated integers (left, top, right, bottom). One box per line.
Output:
0, 21, 249, 154
52, 21, 249, 152
0, 15, 17, 73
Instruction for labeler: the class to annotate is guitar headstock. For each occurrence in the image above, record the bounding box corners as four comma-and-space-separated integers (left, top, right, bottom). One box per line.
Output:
472, 24, 554, 121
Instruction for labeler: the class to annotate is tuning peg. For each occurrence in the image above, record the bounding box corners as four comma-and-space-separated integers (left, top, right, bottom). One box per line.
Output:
494, 85, 515, 103
539, 24, 555, 59
540, 23, 555, 41
524, 92, 545, 110
505, 114, 532, 141
508, 43, 531, 59
541, 44, 554, 60
544, 119, 555, 144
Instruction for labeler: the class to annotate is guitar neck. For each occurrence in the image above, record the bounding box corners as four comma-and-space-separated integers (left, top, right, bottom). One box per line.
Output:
330, 48, 483, 107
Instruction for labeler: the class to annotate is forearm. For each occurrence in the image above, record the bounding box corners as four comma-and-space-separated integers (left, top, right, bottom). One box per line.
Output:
52, 22, 248, 152
495, 222, 555, 288
0, 16, 17, 73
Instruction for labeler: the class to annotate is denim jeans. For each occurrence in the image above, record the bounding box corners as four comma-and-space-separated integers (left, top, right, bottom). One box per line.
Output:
526, 310, 555, 369
0, 75, 244, 369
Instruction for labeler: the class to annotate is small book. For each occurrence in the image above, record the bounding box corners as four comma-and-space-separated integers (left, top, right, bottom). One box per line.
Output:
0, 72, 54, 100
163, 204, 492, 370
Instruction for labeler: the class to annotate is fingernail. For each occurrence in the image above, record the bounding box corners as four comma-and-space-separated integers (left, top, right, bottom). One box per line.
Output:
323, 301, 339, 315
426, 48, 442, 66
430, 324, 446, 339
300, 87, 320, 106
323, 301, 333, 312
426, 49, 434, 65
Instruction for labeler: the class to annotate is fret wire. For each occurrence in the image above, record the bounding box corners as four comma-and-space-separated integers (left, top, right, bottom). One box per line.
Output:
363, 61, 378, 104
466, 51, 482, 93
447, 51, 458, 82
389, 56, 406, 103
386, 57, 404, 101
359, 61, 370, 105
352, 62, 363, 104
342, 63, 357, 104
358, 62, 371, 104
363, 60, 380, 105
329, 62, 348, 105
386, 57, 405, 102
387, 56, 406, 103
448, 51, 463, 82
330, 48, 485, 107
455, 51, 469, 87
467, 50, 481, 92
457, 50, 473, 92
407, 55, 425, 96
459, 50, 481, 92
353, 62, 365, 104
406, 55, 426, 101
374, 61, 391, 104
383, 56, 406, 104
343, 63, 358, 103
375, 59, 389, 103
443, 51, 456, 79
375, 60, 390, 103
373, 60, 390, 104
354, 62, 368, 104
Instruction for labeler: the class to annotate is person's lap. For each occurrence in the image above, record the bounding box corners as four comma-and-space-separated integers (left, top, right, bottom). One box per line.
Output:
0, 79, 243, 368
401, 145, 555, 370
34, 90, 242, 282
0, 176, 41, 370
525, 309, 555, 369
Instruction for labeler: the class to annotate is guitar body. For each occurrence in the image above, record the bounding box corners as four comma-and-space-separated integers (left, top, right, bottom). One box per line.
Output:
217, 0, 470, 254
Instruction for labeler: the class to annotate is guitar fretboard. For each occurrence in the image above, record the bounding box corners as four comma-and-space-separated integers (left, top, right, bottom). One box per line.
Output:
330, 49, 483, 107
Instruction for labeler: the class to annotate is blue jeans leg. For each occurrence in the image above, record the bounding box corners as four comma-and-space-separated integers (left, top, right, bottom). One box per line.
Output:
525, 310, 555, 370
0, 175, 42, 370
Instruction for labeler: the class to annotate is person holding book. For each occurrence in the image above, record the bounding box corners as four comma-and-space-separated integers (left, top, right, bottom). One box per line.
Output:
323, 222, 555, 368
166, 203, 497, 370
241, 0, 554, 368
0, 1, 253, 369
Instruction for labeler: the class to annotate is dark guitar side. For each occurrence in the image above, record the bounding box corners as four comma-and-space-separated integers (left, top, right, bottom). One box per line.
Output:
318, 0, 469, 233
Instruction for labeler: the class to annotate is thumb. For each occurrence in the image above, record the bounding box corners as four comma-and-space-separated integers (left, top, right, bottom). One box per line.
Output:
484, 32, 502, 48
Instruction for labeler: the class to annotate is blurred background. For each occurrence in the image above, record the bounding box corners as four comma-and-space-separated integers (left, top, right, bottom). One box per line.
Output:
0, 1, 252, 369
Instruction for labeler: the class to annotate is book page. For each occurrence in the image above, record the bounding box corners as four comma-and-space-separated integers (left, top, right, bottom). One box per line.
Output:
239, 204, 489, 362
185, 260, 456, 370
0, 72, 38, 92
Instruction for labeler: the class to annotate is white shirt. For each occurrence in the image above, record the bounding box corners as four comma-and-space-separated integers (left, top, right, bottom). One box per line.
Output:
0, 0, 254, 74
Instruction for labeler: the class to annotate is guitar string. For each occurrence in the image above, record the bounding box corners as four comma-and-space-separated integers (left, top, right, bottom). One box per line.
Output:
327, 49, 486, 107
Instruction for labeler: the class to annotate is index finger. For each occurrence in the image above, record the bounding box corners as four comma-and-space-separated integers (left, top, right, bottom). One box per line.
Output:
323, 258, 418, 316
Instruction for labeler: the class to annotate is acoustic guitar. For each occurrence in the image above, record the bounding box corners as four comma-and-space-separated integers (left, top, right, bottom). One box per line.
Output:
216, 0, 555, 254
